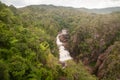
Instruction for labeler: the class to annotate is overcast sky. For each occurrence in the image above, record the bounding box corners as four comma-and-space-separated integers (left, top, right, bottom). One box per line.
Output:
1, 0, 120, 9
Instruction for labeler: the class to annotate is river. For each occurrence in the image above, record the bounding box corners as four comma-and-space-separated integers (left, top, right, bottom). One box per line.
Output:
56, 29, 72, 63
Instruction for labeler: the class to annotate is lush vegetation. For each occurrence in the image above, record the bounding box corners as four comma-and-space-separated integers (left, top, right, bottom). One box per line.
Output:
0, 1, 120, 80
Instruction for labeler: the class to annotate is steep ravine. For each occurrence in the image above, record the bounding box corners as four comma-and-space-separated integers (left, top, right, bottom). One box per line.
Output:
55, 29, 119, 79
70, 32, 120, 80
56, 29, 72, 68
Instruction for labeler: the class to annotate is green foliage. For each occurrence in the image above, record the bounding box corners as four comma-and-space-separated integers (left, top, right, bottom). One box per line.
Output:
0, 1, 120, 80
39, 41, 49, 51
0, 48, 12, 60
102, 42, 120, 80
62, 60, 97, 80
9, 55, 28, 79
0, 60, 9, 80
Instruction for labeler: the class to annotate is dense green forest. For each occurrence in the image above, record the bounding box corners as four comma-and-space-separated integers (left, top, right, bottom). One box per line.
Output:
0, 1, 120, 80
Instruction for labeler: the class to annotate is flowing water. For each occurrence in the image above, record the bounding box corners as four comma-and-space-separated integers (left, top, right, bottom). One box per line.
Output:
56, 29, 72, 62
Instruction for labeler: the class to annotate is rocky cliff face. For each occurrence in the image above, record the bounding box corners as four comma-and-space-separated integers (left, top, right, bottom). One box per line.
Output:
58, 29, 70, 51
69, 31, 120, 79
94, 45, 114, 79
96, 42, 120, 80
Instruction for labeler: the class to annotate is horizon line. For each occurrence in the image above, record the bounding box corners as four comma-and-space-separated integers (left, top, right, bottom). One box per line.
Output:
9, 4, 120, 9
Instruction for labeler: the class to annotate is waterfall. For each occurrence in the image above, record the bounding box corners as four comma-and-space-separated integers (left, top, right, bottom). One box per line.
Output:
56, 29, 72, 62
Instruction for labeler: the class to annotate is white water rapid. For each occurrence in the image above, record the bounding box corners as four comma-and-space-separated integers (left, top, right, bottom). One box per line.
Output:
56, 29, 72, 62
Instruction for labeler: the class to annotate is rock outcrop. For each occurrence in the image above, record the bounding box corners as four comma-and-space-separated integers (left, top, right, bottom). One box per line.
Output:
58, 29, 70, 50
94, 45, 114, 79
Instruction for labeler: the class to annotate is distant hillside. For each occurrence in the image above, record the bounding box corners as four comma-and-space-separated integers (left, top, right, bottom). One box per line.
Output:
18, 5, 120, 14
78, 7, 120, 14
